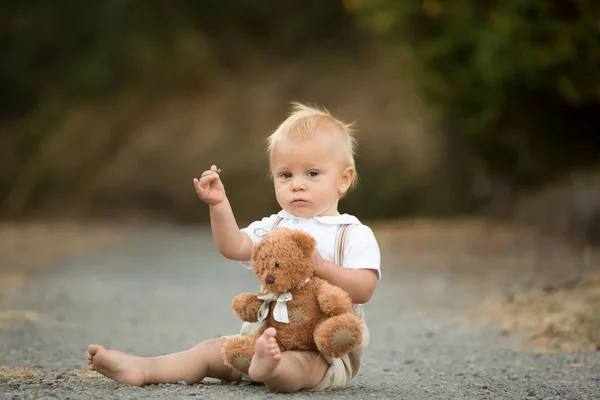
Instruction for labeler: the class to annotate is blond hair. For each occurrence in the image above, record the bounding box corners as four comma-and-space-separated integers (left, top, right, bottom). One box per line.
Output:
267, 102, 359, 191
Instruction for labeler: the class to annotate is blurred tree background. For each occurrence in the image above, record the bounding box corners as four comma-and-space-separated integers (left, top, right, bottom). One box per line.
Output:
1, 0, 599, 243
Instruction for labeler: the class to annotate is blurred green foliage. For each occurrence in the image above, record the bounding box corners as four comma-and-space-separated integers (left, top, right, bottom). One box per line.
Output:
1, 0, 360, 119
2, 1, 600, 224
353, 0, 600, 186
0, 1, 366, 220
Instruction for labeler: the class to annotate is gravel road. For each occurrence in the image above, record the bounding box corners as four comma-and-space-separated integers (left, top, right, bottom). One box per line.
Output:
1, 225, 599, 399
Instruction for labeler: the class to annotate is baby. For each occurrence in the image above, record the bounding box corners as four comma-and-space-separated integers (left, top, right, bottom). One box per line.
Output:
87, 102, 381, 392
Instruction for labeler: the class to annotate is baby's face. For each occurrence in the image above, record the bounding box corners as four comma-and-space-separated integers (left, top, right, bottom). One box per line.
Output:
271, 133, 352, 218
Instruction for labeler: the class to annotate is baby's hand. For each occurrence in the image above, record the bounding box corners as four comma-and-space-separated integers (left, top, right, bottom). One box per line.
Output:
193, 165, 226, 205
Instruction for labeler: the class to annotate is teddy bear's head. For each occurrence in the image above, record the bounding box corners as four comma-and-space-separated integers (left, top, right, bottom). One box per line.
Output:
251, 227, 317, 294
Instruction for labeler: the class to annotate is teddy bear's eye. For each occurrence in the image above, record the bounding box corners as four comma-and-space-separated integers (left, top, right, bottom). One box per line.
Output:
274, 261, 280, 268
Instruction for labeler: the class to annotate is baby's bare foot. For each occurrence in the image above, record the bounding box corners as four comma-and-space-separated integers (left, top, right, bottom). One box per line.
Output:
248, 328, 282, 382
88, 344, 146, 386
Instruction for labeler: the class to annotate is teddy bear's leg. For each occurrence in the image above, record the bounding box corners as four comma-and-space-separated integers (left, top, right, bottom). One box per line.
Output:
221, 334, 258, 375
314, 314, 363, 359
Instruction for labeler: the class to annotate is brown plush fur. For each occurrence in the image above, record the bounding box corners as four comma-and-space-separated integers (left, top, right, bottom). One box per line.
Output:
221, 227, 363, 374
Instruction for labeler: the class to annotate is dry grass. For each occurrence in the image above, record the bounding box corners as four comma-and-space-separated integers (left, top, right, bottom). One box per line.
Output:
0, 366, 102, 381
374, 218, 600, 353
373, 218, 596, 285
0, 221, 122, 272
474, 276, 600, 353
69, 369, 102, 378
0, 366, 43, 379
0, 310, 41, 323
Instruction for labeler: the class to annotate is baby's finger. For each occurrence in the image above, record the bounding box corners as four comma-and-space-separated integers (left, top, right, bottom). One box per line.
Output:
193, 178, 202, 191
198, 172, 220, 188
200, 170, 219, 178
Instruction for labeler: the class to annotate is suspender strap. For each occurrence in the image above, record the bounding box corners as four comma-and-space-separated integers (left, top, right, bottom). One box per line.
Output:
334, 223, 363, 314
272, 217, 283, 229
333, 224, 353, 266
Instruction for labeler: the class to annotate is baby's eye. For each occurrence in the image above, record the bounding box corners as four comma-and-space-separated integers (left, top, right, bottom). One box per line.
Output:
280, 172, 292, 179
274, 261, 280, 268
307, 170, 319, 177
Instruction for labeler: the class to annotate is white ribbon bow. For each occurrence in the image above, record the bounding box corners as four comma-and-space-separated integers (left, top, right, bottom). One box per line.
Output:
257, 292, 293, 323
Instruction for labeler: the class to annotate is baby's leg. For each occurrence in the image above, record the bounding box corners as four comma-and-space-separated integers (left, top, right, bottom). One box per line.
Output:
248, 328, 329, 393
88, 338, 242, 386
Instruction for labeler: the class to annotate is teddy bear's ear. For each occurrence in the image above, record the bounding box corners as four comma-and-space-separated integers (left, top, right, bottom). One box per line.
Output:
290, 230, 316, 256
251, 242, 264, 261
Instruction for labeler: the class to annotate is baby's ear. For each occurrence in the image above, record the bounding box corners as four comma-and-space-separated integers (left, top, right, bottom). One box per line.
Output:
290, 230, 316, 257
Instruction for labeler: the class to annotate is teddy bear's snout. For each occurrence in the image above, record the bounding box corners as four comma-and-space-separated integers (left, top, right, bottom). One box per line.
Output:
265, 275, 275, 285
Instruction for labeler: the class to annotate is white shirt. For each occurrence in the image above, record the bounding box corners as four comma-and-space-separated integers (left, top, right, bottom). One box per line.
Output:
240, 209, 381, 279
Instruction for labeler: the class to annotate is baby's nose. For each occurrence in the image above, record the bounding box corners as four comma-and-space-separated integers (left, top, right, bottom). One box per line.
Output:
290, 178, 305, 191
265, 275, 275, 284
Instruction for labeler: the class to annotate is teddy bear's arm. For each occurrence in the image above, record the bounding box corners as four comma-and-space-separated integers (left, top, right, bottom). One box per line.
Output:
232, 292, 264, 322
316, 281, 353, 316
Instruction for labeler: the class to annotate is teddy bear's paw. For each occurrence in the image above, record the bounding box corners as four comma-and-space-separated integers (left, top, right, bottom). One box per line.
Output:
229, 354, 252, 373
332, 325, 358, 349
314, 314, 363, 358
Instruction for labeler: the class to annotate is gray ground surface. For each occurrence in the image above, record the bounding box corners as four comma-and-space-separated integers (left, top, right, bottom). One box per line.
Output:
1, 225, 599, 399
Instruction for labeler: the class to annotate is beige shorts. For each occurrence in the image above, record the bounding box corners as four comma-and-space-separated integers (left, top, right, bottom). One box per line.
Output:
307, 322, 369, 391
225, 305, 369, 392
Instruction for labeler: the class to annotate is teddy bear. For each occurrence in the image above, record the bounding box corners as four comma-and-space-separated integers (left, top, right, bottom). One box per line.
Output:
221, 227, 363, 374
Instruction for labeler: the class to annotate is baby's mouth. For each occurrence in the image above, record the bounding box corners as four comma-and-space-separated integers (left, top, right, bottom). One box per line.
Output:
291, 199, 309, 206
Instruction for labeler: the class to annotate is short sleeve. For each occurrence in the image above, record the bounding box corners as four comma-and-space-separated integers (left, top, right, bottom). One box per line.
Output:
343, 225, 382, 280
239, 214, 279, 269
240, 214, 280, 244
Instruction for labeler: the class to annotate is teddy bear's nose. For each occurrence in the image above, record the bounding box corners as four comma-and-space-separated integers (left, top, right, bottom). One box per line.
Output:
265, 275, 275, 285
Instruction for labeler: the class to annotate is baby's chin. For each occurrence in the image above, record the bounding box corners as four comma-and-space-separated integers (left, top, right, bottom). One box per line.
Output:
282, 205, 316, 219
281, 202, 338, 218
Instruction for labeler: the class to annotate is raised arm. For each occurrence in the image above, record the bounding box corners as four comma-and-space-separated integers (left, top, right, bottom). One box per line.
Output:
193, 168, 253, 261
208, 199, 253, 260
